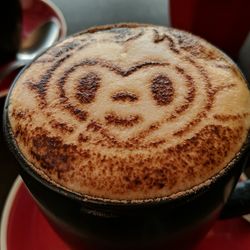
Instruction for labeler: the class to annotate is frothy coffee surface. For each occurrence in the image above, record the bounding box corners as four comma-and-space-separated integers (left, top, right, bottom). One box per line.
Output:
8, 24, 250, 200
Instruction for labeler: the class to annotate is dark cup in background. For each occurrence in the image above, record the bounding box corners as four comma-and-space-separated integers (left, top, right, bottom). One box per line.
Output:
0, 0, 22, 64
170, 0, 250, 60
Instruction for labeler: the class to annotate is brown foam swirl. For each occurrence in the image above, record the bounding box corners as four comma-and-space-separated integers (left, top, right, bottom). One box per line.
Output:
9, 23, 250, 200
105, 113, 142, 127
112, 91, 138, 102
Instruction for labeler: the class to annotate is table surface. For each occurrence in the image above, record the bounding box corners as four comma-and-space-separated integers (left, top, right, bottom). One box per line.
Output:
0, 0, 249, 217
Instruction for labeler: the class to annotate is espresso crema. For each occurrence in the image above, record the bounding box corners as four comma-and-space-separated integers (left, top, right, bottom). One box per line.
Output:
8, 24, 250, 200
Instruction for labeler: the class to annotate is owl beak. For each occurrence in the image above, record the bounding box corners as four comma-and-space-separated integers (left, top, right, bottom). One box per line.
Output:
111, 91, 138, 102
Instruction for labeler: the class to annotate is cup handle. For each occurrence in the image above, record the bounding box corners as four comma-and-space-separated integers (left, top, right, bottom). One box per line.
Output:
220, 180, 250, 219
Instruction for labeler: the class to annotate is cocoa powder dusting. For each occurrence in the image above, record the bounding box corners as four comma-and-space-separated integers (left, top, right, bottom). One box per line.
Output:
112, 92, 138, 102
76, 72, 100, 103
30, 130, 78, 172
14, 124, 242, 197
151, 74, 174, 105
105, 113, 141, 127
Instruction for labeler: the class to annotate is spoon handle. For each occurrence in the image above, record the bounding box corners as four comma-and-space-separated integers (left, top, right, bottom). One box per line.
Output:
0, 60, 25, 83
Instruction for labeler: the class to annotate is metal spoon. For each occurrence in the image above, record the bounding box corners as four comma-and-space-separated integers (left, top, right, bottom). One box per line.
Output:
0, 19, 60, 82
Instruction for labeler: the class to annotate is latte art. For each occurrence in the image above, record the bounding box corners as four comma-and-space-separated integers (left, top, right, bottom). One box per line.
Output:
9, 24, 250, 200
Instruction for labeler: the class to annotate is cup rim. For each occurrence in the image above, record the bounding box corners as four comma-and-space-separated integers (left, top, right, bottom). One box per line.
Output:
3, 23, 250, 206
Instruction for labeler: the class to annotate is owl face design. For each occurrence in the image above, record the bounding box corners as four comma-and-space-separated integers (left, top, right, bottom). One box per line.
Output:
58, 58, 181, 145
8, 24, 250, 201
16, 25, 245, 149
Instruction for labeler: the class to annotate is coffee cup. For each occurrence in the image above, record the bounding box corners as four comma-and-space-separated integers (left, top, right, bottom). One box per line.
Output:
4, 23, 250, 250
0, 0, 22, 64
170, 0, 250, 60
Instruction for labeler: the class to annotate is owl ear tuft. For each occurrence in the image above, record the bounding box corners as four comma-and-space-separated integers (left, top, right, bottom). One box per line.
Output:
107, 28, 145, 44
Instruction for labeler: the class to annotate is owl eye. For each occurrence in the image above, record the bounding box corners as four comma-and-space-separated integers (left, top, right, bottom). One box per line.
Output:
76, 72, 101, 103
151, 74, 174, 105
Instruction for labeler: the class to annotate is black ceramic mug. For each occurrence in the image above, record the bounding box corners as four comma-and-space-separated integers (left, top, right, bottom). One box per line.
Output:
0, 0, 22, 63
3, 23, 250, 249
3, 100, 250, 250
